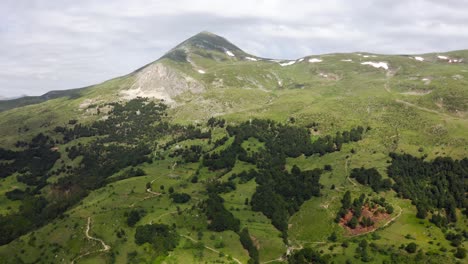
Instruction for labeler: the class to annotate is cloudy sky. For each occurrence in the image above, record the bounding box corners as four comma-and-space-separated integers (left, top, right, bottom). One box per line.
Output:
1, 0, 468, 98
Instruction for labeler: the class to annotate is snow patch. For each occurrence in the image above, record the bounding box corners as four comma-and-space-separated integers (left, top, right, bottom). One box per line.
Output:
308, 58, 323, 63
279, 61, 296, 66
361, 61, 389, 70
449, 59, 463, 63
437, 55, 448, 60
297, 58, 304, 62
197, 69, 206, 74
341, 59, 353, 62
421, 77, 432, 85
245, 57, 258, 61
225, 50, 235, 57
414, 56, 424, 61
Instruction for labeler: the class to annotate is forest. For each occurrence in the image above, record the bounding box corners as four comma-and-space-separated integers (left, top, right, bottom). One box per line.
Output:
0, 98, 166, 245
387, 153, 467, 223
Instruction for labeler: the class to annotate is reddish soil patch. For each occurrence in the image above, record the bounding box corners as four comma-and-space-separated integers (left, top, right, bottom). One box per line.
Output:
339, 205, 391, 236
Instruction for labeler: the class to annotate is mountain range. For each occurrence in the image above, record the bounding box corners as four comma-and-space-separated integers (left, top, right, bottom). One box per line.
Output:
0, 32, 466, 264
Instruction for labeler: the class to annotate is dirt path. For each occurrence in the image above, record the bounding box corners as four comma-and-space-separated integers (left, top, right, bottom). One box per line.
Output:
154, 210, 178, 221
180, 234, 243, 264
128, 177, 162, 207
384, 82, 391, 93
321, 195, 338, 210
282, 205, 403, 261
345, 159, 357, 187
146, 188, 161, 195
147, 177, 162, 195
383, 67, 396, 93
382, 205, 403, 228
71, 217, 111, 264
382, 66, 452, 118
262, 256, 285, 264
395, 99, 450, 117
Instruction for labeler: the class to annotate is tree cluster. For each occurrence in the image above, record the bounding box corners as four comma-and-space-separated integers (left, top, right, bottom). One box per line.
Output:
126, 209, 147, 227
350, 167, 392, 192
0, 133, 60, 184
170, 193, 191, 204
388, 153, 467, 223
202, 145, 238, 171
134, 224, 179, 254
203, 193, 240, 232
252, 165, 322, 239
335, 192, 393, 230
207, 117, 226, 128
170, 145, 203, 163
239, 228, 259, 264
288, 248, 329, 264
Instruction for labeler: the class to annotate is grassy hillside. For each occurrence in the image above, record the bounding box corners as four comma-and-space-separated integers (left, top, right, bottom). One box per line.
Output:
0, 32, 466, 263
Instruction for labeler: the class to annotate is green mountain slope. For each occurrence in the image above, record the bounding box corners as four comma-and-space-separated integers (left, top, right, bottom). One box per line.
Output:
0, 32, 466, 264
0, 88, 86, 112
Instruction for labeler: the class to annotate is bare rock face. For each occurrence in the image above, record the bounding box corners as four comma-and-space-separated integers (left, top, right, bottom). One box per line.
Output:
120, 63, 204, 103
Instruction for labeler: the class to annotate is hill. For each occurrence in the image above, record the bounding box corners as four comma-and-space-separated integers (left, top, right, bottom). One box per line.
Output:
0, 31, 466, 264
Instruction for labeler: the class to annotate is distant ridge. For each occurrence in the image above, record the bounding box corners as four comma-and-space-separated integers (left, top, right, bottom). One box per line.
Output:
0, 88, 85, 112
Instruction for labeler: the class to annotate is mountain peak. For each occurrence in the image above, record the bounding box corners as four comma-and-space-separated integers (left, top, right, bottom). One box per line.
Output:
179, 31, 243, 52
161, 31, 246, 62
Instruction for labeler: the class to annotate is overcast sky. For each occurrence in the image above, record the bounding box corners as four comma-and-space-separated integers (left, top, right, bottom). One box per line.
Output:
1, 0, 468, 98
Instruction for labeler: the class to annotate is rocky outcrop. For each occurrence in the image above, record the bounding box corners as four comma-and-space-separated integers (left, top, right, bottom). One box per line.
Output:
121, 63, 204, 103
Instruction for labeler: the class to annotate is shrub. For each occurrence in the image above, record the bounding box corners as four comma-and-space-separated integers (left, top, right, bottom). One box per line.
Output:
405, 242, 417, 253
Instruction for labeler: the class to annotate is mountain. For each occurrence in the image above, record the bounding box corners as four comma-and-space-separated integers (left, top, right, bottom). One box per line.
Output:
0, 31, 256, 112
0, 32, 467, 264
0, 88, 85, 112
162, 31, 251, 61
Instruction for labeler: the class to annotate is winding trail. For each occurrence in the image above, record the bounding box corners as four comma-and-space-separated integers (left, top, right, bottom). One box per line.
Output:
146, 188, 162, 195
383, 68, 451, 118
262, 256, 285, 264
345, 159, 357, 187
128, 177, 161, 208
278, 205, 403, 261
395, 99, 450, 117
382, 205, 403, 228
71, 217, 111, 264
147, 177, 162, 195
153, 210, 178, 222
180, 234, 243, 264
384, 70, 450, 118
